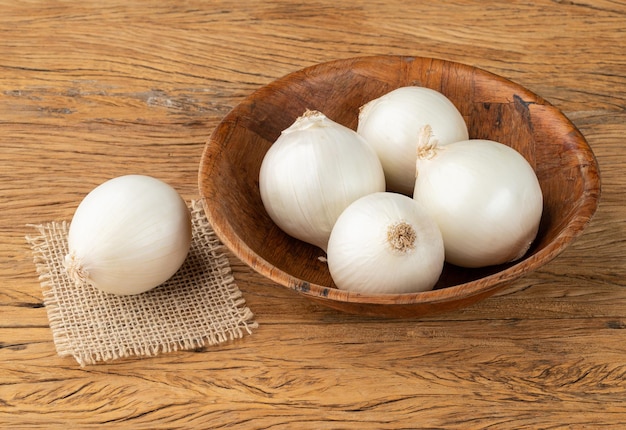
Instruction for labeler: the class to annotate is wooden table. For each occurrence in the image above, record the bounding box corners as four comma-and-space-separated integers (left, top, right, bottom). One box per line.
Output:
2, 1, 625, 428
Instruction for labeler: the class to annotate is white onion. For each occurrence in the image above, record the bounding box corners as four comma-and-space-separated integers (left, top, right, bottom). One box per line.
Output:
327, 192, 444, 294
64, 175, 192, 295
259, 110, 385, 252
357, 86, 469, 195
413, 138, 543, 268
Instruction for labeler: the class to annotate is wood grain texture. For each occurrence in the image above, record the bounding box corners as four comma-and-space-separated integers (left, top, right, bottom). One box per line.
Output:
1, 0, 626, 428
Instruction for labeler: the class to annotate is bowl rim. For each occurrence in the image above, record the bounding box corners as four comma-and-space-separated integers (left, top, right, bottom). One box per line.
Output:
199, 54, 601, 307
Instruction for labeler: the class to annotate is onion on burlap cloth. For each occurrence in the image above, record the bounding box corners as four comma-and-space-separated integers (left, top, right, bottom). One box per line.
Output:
25, 200, 257, 366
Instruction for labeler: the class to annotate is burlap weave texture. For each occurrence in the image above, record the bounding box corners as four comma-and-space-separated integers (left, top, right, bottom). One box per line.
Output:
26, 200, 257, 366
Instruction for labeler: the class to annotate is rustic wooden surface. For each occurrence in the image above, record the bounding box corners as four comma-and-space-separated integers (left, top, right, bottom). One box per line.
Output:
1, 1, 625, 428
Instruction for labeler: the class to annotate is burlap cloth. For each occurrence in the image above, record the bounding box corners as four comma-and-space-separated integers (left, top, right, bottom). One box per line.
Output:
25, 200, 257, 366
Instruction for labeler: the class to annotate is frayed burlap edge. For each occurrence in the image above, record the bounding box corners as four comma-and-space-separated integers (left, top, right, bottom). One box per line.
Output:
26, 199, 257, 366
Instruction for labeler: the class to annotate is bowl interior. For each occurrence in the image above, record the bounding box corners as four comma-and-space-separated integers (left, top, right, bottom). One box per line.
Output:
199, 55, 600, 315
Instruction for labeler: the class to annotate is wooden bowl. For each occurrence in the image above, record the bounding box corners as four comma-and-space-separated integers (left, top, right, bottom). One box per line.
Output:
199, 55, 601, 318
